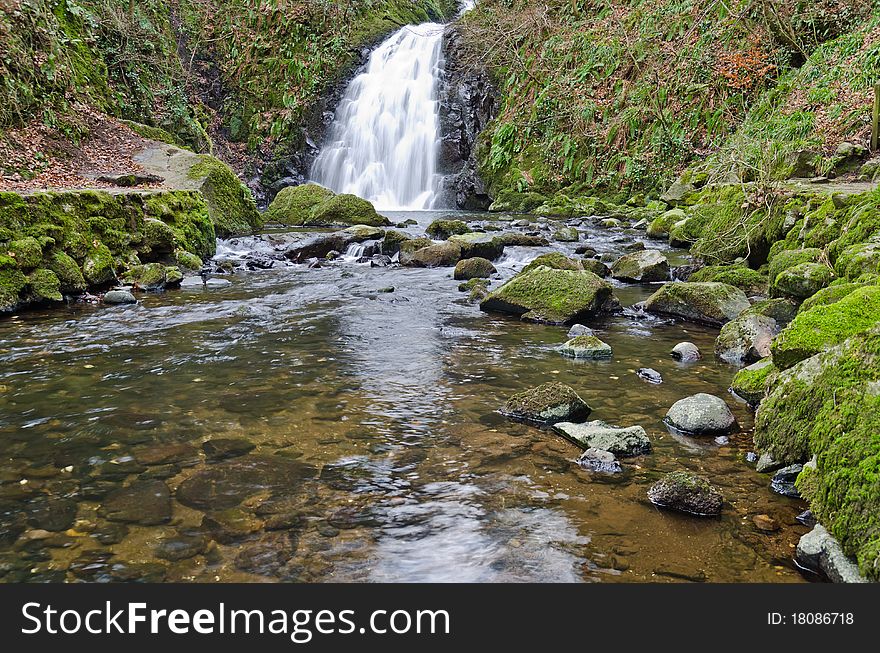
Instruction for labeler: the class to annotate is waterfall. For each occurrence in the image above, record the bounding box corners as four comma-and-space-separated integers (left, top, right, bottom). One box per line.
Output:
310, 23, 446, 211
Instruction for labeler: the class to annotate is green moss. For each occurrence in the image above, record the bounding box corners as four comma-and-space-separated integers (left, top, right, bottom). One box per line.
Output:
427, 219, 470, 240
647, 209, 685, 239
188, 155, 261, 237
488, 190, 548, 213
142, 191, 216, 260
731, 359, 776, 406
522, 252, 582, 274
381, 230, 410, 256
771, 261, 834, 299
26, 268, 63, 303
768, 248, 823, 285
7, 237, 43, 269
771, 286, 880, 369
123, 263, 166, 289
453, 257, 496, 281
800, 282, 861, 313
141, 218, 178, 259
47, 251, 86, 294
835, 241, 880, 280
264, 184, 335, 225
174, 249, 203, 271
502, 381, 591, 424
164, 266, 183, 287
690, 265, 768, 295
82, 242, 116, 287
644, 282, 750, 326
480, 265, 612, 325
458, 278, 489, 292
742, 298, 799, 327
120, 120, 184, 148
0, 268, 27, 313
309, 194, 390, 227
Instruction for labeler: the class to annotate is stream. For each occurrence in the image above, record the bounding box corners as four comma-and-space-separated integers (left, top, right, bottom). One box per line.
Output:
0, 211, 811, 583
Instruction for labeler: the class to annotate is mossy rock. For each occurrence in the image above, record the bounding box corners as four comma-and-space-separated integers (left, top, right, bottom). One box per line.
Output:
447, 233, 505, 260
0, 268, 27, 313
123, 263, 167, 290
453, 257, 496, 280
26, 269, 63, 303
770, 286, 880, 369
265, 184, 336, 225
82, 243, 117, 287
404, 241, 462, 268
310, 194, 391, 227
501, 381, 592, 424
754, 326, 880, 579
731, 359, 776, 406
742, 298, 799, 328
426, 219, 470, 240
381, 230, 411, 257
458, 278, 489, 293
835, 241, 880, 280
689, 265, 768, 295
799, 282, 861, 313
488, 190, 548, 213
47, 251, 86, 294
174, 250, 203, 272
480, 265, 613, 325
398, 238, 433, 265
522, 252, 582, 274
647, 209, 685, 239
559, 335, 613, 359
771, 262, 834, 299
644, 282, 750, 326
768, 248, 823, 286
493, 233, 549, 247
611, 250, 670, 283
7, 237, 43, 269
187, 155, 261, 237
553, 226, 580, 242
141, 218, 177, 259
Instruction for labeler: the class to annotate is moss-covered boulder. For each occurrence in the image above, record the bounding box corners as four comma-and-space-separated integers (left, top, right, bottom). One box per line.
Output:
493, 233, 549, 247
381, 230, 411, 257
123, 263, 183, 291
522, 252, 582, 274
772, 262, 834, 299
715, 313, 779, 364
47, 251, 87, 294
644, 282, 750, 326
0, 268, 27, 314
690, 265, 768, 295
447, 233, 505, 261
559, 335, 613, 359
770, 286, 880, 369
265, 184, 335, 225
8, 237, 43, 269
731, 358, 775, 406
800, 282, 861, 313
83, 243, 117, 287
141, 218, 177, 258
174, 250, 203, 272
768, 248, 823, 285
754, 327, 880, 580
488, 190, 548, 213
454, 257, 496, 280
398, 238, 434, 265
26, 269, 63, 303
310, 194, 391, 227
426, 219, 470, 240
741, 298, 799, 328
835, 241, 880, 280
581, 258, 610, 277
501, 382, 592, 425
553, 226, 580, 242
404, 241, 462, 268
648, 472, 723, 516
187, 156, 261, 237
480, 266, 614, 325
611, 250, 670, 283
647, 208, 685, 239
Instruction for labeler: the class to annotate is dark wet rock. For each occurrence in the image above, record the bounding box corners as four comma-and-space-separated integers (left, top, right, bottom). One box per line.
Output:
202, 438, 256, 461
139, 464, 182, 481
133, 442, 200, 467
326, 506, 380, 530
493, 233, 548, 247
580, 258, 610, 277
715, 313, 779, 364
665, 393, 736, 435
567, 324, 594, 338
91, 522, 129, 545
103, 290, 137, 305
284, 226, 385, 262
501, 382, 592, 425
26, 497, 77, 532
637, 368, 663, 384
175, 456, 317, 511
611, 250, 670, 283
796, 510, 816, 527
770, 464, 803, 498
234, 532, 297, 576
553, 226, 580, 242
453, 257, 496, 280
447, 233, 505, 260
554, 420, 651, 457
480, 266, 614, 325
263, 511, 305, 531
647, 472, 723, 516
576, 245, 598, 257
201, 508, 264, 544
1, 502, 30, 544
93, 458, 148, 481
653, 565, 709, 583
671, 342, 702, 362
109, 561, 168, 583
99, 480, 171, 525
559, 335, 613, 359
796, 524, 867, 583
577, 448, 623, 473
316, 522, 340, 538
645, 282, 750, 326
155, 529, 209, 561
756, 452, 785, 474
404, 241, 462, 268
377, 286, 395, 293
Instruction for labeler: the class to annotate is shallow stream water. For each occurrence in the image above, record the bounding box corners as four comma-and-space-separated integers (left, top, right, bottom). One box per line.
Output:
0, 211, 811, 583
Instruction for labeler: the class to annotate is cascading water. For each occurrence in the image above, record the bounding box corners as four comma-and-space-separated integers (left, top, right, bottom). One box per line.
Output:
310, 23, 446, 211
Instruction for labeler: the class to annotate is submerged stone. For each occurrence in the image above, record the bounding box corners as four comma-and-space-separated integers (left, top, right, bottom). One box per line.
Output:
644, 282, 750, 326
99, 480, 172, 525
501, 382, 592, 425
577, 448, 623, 473
647, 472, 723, 516
559, 335, 613, 359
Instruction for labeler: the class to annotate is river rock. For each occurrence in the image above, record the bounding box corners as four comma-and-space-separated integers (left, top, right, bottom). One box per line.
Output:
99, 480, 172, 525
671, 342, 702, 362
155, 529, 209, 561
772, 262, 834, 300
796, 524, 868, 583
611, 250, 670, 283
202, 438, 256, 461
201, 508, 264, 544
577, 448, 622, 473
453, 257, 496, 280
770, 464, 803, 498
554, 420, 651, 456
755, 451, 784, 474
647, 471, 723, 516
234, 532, 297, 577
559, 335, 613, 359
501, 382, 592, 425
665, 393, 736, 435
715, 313, 779, 364
553, 226, 579, 242
405, 241, 462, 268
26, 497, 77, 532
175, 456, 317, 511
645, 282, 750, 326
637, 368, 663, 384
103, 290, 137, 305
426, 219, 470, 240
480, 266, 613, 325
567, 324, 594, 338
133, 442, 199, 467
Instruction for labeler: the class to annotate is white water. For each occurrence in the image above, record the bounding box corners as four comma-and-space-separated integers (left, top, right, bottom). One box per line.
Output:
310, 23, 445, 211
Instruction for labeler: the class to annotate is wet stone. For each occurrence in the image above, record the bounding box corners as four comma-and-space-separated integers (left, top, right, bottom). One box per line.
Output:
134, 442, 200, 467
138, 463, 182, 480
671, 341, 702, 362
176, 456, 317, 511
316, 523, 340, 538
98, 480, 172, 525
26, 496, 77, 532
577, 448, 623, 474
234, 532, 297, 577
770, 465, 803, 498
637, 368, 663, 384
91, 522, 129, 545
155, 529, 209, 561
647, 472, 724, 516
202, 438, 256, 461
327, 506, 380, 530
752, 514, 779, 532
201, 508, 263, 544
93, 459, 147, 481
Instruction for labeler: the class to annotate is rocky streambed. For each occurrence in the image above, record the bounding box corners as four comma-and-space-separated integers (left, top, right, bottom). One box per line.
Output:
0, 210, 817, 582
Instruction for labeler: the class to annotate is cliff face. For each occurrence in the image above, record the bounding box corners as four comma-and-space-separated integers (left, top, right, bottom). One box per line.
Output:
437, 27, 498, 210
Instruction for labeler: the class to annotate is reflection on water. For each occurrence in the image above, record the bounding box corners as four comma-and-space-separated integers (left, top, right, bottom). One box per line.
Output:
0, 212, 810, 583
